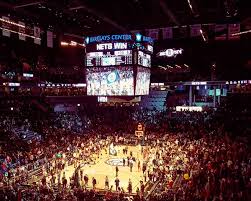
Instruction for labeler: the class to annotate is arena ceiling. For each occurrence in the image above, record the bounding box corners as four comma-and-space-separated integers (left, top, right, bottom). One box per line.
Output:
0, 0, 250, 81
0, 0, 247, 36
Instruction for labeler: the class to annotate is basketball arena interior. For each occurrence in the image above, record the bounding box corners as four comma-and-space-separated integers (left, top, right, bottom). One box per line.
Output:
0, 1, 250, 201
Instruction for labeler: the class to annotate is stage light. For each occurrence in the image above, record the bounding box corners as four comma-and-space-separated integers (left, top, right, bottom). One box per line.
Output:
232, 29, 251, 36
200, 29, 207, 42
186, 0, 199, 17
0, 18, 25, 28
186, 0, 194, 13
158, 65, 167, 70
70, 41, 77, 46
61, 41, 69, 46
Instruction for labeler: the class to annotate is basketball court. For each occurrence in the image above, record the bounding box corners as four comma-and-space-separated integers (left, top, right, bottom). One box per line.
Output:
59, 145, 147, 193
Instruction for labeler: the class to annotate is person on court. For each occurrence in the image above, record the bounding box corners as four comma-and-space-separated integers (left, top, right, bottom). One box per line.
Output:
115, 165, 119, 177
129, 159, 133, 172
115, 177, 120, 191
84, 174, 88, 187
128, 179, 132, 194
105, 176, 109, 189
138, 160, 141, 171
92, 177, 97, 189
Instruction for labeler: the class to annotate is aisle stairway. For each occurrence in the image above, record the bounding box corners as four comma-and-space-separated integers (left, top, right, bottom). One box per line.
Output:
12, 127, 41, 142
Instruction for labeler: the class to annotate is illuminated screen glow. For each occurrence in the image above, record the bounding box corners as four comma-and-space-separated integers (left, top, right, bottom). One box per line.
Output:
86, 67, 134, 96
135, 67, 151, 95
86, 50, 133, 67
101, 57, 116, 66
138, 51, 151, 67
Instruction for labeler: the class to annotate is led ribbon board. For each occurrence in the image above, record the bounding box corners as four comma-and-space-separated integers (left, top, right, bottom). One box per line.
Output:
85, 34, 132, 44
85, 34, 153, 44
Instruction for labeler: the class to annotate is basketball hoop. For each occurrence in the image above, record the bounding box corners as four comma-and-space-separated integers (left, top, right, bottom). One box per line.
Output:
135, 123, 145, 138
135, 130, 144, 138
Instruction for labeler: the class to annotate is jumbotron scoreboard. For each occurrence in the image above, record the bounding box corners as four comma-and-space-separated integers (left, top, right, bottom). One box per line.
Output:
85, 33, 153, 96
86, 50, 133, 67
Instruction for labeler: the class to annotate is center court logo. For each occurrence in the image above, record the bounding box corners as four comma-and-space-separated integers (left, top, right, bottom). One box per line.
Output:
106, 158, 125, 166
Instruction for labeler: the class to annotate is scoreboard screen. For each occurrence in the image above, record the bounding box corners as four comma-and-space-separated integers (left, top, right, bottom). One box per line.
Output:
86, 50, 133, 67
86, 67, 134, 96
85, 34, 153, 96
135, 67, 151, 95
138, 51, 151, 68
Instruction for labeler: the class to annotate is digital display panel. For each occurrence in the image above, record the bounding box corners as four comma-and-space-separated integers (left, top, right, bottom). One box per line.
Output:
101, 57, 116, 66
86, 50, 133, 67
86, 42, 133, 53
135, 67, 151, 95
86, 67, 134, 96
138, 51, 151, 68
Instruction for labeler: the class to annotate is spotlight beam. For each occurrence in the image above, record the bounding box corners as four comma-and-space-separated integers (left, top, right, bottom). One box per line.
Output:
0, 1, 41, 19
68, 3, 127, 32
231, 29, 251, 36
185, 0, 199, 17
159, 0, 180, 26
14, 1, 45, 9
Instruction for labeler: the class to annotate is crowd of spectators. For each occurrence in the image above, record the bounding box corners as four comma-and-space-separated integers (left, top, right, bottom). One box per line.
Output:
147, 111, 250, 201
0, 101, 250, 201
54, 112, 89, 133
231, 84, 251, 93
41, 88, 86, 97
